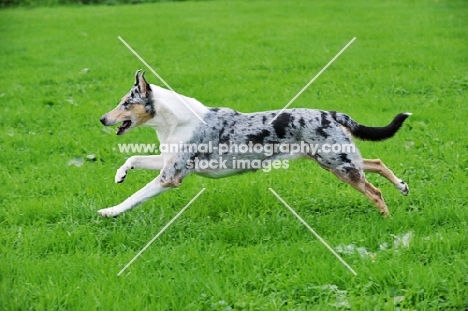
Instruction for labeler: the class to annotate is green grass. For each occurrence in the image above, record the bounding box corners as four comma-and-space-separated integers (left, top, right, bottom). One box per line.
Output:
1, 0, 467, 309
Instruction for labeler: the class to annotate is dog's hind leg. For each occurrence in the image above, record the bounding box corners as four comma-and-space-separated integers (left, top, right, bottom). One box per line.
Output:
330, 165, 390, 216
312, 153, 390, 216
362, 158, 409, 195
98, 175, 172, 217
115, 155, 165, 183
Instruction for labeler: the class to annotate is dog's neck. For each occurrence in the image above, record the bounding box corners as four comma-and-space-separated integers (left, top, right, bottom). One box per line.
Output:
143, 84, 209, 142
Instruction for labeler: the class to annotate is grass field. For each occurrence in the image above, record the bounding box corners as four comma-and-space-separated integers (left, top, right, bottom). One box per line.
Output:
1, 0, 467, 309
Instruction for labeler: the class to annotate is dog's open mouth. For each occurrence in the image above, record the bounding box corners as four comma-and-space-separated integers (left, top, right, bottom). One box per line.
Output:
116, 120, 132, 135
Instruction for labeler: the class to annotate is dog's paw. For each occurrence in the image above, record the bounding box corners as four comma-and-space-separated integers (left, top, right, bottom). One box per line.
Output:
98, 207, 119, 217
382, 211, 392, 218
115, 167, 128, 183
396, 181, 409, 196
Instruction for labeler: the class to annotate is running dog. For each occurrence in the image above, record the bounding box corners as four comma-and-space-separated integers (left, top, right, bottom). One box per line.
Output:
98, 70, 410, 217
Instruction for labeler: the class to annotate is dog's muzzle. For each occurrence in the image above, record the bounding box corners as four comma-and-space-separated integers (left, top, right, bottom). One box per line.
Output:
100, 115, 108, 126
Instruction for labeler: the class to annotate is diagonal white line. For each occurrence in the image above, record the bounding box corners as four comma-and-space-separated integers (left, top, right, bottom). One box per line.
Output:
268, 188, 357, 276
268, 37, 356, 124
118, 36, 207, 125
117, 188, 206, 276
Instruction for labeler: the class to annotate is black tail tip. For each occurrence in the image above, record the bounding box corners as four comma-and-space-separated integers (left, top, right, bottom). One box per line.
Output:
394, 112, 412, 124
353, 112, 411, 141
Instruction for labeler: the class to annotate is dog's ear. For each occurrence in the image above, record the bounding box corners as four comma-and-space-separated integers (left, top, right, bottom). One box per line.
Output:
138, 71, 151, 98
134, 69, 141, 86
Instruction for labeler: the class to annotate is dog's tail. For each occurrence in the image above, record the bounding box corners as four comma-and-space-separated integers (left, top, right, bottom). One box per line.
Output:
330, 111, 411, 141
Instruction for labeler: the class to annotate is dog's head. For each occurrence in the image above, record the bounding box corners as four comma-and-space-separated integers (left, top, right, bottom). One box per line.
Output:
100, 70, 155, 135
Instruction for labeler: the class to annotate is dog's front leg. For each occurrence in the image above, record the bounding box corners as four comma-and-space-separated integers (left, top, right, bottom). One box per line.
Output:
98, 175, 171, 217
159, 156, 191, 187
115, 155, 165, 183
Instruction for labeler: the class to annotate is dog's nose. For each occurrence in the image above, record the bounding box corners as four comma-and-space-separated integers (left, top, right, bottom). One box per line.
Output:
100, 116, 107, 125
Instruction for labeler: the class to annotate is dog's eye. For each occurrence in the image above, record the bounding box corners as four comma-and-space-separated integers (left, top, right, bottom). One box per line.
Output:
122, 102, 131, 110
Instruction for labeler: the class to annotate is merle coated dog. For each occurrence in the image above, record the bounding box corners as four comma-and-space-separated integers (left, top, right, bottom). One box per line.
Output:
99, 70, 410, 217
